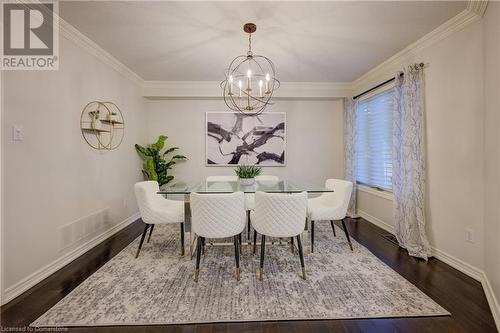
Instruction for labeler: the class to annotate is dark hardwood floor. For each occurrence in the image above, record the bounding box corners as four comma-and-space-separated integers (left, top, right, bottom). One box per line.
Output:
1, 218, 497, 333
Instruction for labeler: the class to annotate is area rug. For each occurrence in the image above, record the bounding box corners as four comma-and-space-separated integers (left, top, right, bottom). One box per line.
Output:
32, 223, 449, 326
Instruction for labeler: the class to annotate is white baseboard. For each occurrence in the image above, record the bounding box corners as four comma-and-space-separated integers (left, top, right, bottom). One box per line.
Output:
358, 209, 500, 331
2, 212, 140, 305
357, 210, 395, 234
481, 271, 500, 330
359, 209, 483, 281
430, 246, 483, 281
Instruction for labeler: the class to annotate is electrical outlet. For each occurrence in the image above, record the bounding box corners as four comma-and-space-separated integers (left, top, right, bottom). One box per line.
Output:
12, 125, 24, 141
465, 228, 474, 243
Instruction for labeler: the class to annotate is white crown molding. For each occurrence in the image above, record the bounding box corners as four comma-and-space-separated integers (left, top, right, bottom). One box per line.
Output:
143, 1, 486, 99
13, 0, 143, 85
467, 0, 489, 17
37, 0, 485, 99
142, 81, 352, 100
58, 19, 143, 86
2, 213, 140, 305
352, 4, 485, 94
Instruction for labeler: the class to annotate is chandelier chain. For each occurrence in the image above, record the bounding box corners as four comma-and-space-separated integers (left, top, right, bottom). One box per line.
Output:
248, 33, 252, 56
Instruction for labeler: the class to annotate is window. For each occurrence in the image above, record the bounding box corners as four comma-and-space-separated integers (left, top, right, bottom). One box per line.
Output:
356, 86, 395, 191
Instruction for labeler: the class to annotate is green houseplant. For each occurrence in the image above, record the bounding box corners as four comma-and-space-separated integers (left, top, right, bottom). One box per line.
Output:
234, 165, 262, 185
135, 135, 187, 186
106, 111, 118, 122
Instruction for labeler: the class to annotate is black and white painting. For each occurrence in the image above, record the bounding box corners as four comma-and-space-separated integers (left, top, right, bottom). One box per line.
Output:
206, 112, 286, 166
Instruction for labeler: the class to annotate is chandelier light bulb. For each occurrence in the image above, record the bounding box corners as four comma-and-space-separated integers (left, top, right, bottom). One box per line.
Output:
259, 80, 263, 97
246, 69, 252, 91
238, 80, 243, 97
228, 75, 233, 95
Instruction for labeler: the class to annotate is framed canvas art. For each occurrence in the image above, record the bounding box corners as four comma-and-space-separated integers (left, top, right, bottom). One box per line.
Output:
206, 112, 286, 166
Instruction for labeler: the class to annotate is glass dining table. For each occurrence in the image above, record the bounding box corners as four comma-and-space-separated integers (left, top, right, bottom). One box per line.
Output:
157, 179, 333, 195
157, 179, 333, 257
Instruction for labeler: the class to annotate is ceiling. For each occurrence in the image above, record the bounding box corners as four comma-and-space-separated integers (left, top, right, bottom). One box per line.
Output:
60, 1, 466, 82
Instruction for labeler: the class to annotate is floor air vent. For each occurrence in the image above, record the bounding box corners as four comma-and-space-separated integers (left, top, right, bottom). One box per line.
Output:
382, 234, 400, 246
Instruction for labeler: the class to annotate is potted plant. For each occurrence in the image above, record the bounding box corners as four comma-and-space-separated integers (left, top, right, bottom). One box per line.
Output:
106, 111, 118, 122
234, 165, 262, 185
89, 110, 100, 129
135, 135, 187, 186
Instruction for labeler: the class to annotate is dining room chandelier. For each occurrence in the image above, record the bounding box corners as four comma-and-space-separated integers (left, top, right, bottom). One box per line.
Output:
221, 23, 280, 115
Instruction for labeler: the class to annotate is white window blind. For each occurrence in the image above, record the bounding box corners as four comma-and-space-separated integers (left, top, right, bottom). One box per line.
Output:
356, 87, 395, 191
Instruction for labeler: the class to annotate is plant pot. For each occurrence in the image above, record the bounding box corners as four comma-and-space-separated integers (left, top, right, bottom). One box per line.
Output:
107, 114, 118, 122
239, 177, 255, 186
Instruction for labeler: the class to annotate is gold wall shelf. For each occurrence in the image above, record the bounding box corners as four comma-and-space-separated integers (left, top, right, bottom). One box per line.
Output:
80, 101, 124, 150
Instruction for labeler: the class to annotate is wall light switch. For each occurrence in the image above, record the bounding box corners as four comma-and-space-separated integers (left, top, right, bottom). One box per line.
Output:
465, 228, 474, 243
12, 125, 24, 142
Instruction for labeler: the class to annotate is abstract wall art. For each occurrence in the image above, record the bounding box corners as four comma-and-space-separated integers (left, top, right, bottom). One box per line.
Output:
206, 112, 286, 166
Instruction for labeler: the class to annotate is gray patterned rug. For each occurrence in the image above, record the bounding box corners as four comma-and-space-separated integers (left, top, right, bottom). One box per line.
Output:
32, 223, 448, 327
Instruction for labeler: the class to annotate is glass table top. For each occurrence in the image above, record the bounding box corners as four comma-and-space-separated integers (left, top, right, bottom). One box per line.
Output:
158, 180, 333, 194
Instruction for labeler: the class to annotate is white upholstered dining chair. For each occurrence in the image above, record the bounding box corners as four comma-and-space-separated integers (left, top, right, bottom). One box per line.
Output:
190, 192, 246, 282
307, 179, 354, 253
244, 175, 280, 210
251, 191, 308, 280
245, 175, 280, 241
134, 181, 185, 258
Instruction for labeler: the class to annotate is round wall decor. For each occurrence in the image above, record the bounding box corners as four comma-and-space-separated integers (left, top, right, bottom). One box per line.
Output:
80, 101, 124, 150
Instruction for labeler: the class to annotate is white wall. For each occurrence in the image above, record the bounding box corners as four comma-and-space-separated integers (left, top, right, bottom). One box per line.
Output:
2, 35, 145, 298
356, 19, 485, 269
483, 0, 500, 319
144, 99, 344, 185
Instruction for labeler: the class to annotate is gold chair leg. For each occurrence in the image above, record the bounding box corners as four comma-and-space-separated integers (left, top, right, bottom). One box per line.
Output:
341, 219, 354, 252
147, 224, 154, 243
296, 235, 307, 280
259, 268, 264, 281
236, 268, 241, 281
194, 269, 199, 282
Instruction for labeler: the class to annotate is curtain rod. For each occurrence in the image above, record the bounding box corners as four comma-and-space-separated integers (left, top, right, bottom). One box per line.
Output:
352, 62, 425, 100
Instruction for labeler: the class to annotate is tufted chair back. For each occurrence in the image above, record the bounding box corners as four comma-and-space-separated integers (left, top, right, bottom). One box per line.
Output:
190, 192, 246, 239
245, 175, 280, 210
252, 191, 307, 238
134, 181, 184, 224
323, 179, 353, 218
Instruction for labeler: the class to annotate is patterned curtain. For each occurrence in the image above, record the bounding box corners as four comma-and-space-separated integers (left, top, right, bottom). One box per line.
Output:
393, 65, 432, 260
343, 97, 358, 217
